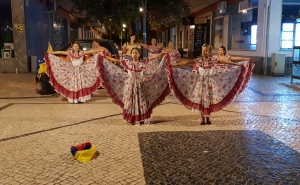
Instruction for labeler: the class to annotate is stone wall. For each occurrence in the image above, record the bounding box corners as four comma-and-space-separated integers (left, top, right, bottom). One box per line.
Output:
0, 58, 17, 73
11, 0, 28, 73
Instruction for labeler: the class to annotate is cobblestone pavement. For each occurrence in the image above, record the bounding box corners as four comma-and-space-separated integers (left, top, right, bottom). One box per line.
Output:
0, 73, 300, 185
139, 131, 300, 185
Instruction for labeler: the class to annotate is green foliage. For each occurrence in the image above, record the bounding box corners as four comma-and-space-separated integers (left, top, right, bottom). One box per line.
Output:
70, 0, 190, 30
71, 0, 138, 33
147, 0, 190, 28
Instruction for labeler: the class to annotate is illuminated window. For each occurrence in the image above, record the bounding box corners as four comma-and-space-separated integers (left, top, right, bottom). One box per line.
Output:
251, 25, 257, 45
227, 2, 258, 50
295, 23, 300, 46
280, 23, 294, 49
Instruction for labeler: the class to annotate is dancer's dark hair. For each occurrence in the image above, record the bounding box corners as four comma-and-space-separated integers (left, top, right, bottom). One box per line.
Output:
70, 41, 81, 53
93, 39, 101, 45
130, 47, 142, 60
218, 46, 226, 54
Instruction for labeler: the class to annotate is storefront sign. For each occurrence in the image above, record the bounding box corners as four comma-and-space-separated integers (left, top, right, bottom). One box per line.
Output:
194, 24, 207, 58
15, 24, 24, 32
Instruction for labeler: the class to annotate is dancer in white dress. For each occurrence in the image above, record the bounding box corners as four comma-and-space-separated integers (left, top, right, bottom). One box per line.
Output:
122, 34, 141, 60
45, 41, 104, 103
213, 46, 250, 65
139, 38, 163, 74
163, 41, 181, 65
91, 39, 111, 57
213, 46, 253, 93
99, 47, 170, 125
167, 44, 254, 125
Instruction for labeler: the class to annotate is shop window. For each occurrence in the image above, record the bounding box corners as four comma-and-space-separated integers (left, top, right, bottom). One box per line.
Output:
281, 4, 300, 50
296, 23, 300, 46
250, 25, 257, 45
212, 17, 224, 49
0, 0, 14, 58
227, 1, 258, 50
280, 23, 294, 49
170, 27, 176, 47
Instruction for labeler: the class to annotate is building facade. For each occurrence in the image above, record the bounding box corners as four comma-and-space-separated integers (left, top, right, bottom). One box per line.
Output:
161, 0, 299, 75
0, 0, 105, 73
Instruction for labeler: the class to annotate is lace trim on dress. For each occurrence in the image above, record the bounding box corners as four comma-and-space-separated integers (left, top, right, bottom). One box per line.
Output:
121, 59, 148, 72
68, 49, 84, 59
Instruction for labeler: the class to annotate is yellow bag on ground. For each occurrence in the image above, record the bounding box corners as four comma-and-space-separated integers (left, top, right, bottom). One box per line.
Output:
70, 142, 98, 163
74, 145, 97, 163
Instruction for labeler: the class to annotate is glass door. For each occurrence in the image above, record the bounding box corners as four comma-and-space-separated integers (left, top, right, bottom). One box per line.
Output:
291, 18, 300, 83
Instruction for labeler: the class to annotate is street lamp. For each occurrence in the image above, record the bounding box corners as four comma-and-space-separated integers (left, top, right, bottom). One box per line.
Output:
109, 19, 112, 39
121, 24, 127, 56
141, 0, 147, 58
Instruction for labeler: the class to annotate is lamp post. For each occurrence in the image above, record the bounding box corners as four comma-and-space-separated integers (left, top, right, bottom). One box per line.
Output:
140, 0, 147, 58
120, 24, 126, 47
121, 24, 126, 58
121, 30, 123, 48
109, 19, 112, 40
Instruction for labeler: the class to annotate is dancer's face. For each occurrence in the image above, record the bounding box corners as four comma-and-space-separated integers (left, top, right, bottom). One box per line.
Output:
131, 49, 140, 61
93, 41, 99, 47
151, 39, 156, 45
218, 48, 225, 55
130, 35, 136, 42
202, 47, 210, 58
168, 42, 173, 48
72, 43, 80, 52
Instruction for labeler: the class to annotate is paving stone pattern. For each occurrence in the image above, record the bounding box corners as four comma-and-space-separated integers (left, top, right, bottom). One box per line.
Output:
0, 73, 300, 184
139, 131, 300, 185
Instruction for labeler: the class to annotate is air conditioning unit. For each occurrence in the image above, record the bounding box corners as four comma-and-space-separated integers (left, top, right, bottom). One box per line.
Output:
48, 0, 57, 13
217, 1, 227, 14
271, 53, 286, 75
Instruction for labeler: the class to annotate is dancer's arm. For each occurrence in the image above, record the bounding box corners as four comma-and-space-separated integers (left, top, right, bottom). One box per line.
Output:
48, 51, 68, 55
148, 52, 167, 60
84, 49, 104, 55
105, 49, 112, 57
218, 59, 243, 66
104, 56, 121, 63
122, 44, 127, 54
230, 56, 250, 61
170, 60, 193, 67
139, 43, 149, 49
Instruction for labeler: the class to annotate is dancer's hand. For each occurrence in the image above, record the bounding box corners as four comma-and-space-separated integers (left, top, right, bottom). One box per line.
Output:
237, 63, 243, 67
245, 58, 250, 62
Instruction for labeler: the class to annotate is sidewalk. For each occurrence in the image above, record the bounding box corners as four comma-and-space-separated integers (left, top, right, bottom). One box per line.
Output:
0, 73, 300, 184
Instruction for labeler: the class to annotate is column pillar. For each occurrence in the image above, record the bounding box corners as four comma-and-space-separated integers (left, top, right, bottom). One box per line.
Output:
11, 0, 28, 73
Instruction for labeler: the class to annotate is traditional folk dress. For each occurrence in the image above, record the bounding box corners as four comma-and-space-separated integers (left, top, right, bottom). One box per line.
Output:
122, 42, 141, 60
145, 45, 163, 74
213, 54, 232, 67
92, 48, 110, 57
213, 54, 253, 93
93, 49, 110, 88
166, 55, 254, 116
167, 50, 181, 65
99, 56, 171, 124
44, 49, 102, 103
